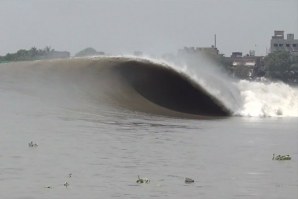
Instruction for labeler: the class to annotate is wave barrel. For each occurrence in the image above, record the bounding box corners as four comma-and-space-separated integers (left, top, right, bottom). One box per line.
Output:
111, 59, 230, 117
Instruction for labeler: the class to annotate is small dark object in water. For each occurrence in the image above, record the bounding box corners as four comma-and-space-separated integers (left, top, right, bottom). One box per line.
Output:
136, 175, 150, 184
28, 141, 38, 147
64, 181, 69, 187
185, 177, 194, 183
272, 153, 291, 160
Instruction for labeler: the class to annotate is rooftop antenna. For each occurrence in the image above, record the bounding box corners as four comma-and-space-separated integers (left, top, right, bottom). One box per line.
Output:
214, 34, 217, 48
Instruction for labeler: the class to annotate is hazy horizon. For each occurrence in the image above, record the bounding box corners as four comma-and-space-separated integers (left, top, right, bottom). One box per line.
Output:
0, 0, 297, 57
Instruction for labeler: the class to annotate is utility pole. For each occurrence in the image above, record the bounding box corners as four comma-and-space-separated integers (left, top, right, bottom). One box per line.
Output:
214, 34, 217, 48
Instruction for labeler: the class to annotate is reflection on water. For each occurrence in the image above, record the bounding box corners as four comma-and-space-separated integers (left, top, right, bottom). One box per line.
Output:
0, 100, 297, 199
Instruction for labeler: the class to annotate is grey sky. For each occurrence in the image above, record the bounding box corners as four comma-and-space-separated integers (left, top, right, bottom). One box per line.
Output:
0, 0, 297, 56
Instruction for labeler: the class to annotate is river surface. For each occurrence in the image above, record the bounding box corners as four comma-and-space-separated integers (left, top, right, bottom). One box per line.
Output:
0, 57, 297, 198
0, 93, 297, 199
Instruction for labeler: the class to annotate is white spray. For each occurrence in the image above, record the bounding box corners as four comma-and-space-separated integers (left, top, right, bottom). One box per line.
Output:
131, 54, 298, 118
235, 80, 298, 117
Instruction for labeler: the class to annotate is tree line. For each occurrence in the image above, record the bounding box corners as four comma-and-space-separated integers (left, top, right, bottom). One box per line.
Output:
0, 47, 68, 62
264, 51, 298, 82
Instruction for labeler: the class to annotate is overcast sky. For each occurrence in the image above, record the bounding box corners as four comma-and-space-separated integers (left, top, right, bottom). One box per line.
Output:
0, 0, 297, 56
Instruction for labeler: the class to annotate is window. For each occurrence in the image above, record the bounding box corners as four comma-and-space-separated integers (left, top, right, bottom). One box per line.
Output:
286, 44, 290, 47
274, 43, 278, 47
279, 44, 283, 47
293, 44, 297, 47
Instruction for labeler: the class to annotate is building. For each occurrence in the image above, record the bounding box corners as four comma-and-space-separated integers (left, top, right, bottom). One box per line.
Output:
231, 52, 242, 58
224, 51, 265, 79
178, 46, 219, 56
270, 30, 298, 55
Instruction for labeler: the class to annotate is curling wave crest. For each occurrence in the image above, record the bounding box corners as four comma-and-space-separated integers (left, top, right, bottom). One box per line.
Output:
0, 56, 297, 118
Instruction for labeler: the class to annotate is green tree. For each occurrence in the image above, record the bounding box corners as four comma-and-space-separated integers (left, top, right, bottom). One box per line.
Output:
264, 51, 291, 72
0, 46, 60, 63
27, 47, 38, 58
290, 55, 298, 70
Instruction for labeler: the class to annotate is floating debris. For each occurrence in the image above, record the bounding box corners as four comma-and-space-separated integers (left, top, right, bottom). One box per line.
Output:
68, 173, 72, 178
44, 186, 53, 189
272, 154, 291, 160
64, 181, 69, 187
28, 141, 38, 147
136, 175, 150, 184
185, 177, 195, 184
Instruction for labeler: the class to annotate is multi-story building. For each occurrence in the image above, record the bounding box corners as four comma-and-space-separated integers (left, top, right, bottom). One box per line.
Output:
270, 30, 298, 55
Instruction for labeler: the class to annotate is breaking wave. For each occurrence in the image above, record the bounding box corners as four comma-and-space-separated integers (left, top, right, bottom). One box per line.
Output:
235, 80, 298, 117
0, 56, 297, 118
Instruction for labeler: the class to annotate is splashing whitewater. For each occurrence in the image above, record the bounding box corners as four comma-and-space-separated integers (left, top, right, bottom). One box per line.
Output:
235, 80, 298, 117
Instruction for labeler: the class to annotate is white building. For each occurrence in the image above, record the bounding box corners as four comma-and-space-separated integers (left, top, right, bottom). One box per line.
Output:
270, 30, 298, 55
